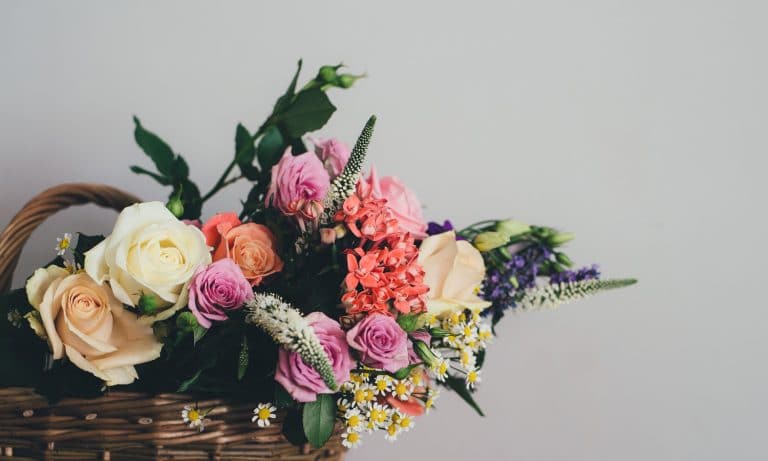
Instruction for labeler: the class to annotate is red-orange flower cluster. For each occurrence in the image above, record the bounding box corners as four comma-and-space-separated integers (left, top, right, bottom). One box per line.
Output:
335, 192, 429, 317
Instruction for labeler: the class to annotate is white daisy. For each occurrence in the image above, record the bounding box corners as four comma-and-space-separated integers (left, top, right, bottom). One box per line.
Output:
251, 403, 277, 428
341, 429, 363, 448
344, 408, 365, 432
181, 405, 207, 432
373, 375, 392, 396
55, 232, 73, 256
465, 367, 482, 390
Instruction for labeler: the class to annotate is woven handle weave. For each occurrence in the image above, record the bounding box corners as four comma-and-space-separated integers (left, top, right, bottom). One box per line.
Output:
0, 183, 139, 294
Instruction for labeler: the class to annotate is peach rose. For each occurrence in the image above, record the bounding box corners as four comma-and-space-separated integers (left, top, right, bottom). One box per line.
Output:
201, 212, 241, 248
25, 266, 162, 385
212, 223, 283, 286
417, 231, 491, 317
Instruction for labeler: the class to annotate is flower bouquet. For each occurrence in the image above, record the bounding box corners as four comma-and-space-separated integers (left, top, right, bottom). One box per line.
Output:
0, 61, 635, 460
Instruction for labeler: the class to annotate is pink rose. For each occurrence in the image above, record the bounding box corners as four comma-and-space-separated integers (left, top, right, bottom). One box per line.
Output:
311, 137, 350, 177
266, 149, 330, 222
276, 312, 354, 402
358, 166, 428, 239
346, 313, 409, 373
188, 259, 254, 328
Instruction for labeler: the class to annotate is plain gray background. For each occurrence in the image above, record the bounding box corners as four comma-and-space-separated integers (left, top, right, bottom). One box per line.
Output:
1, 1, 766, 460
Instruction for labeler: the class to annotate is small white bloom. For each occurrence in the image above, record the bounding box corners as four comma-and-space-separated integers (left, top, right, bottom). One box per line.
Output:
465, 367, 482, 390
391, 379, 413, 401
251, 403, 277, 428
341, 429, 363, 448
55, 233, 73, 256
181, 405, 207, 432
373, 375, 392, 395
344, 408, 365, 432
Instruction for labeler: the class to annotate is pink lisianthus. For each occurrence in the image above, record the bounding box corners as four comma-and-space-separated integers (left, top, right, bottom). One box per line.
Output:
358, 166, 428, 239
276, 312, 354, 403
346, 313, 409, 373
266, 149, 330, 226
311, 137, 350, 178
188, 259, 254, 328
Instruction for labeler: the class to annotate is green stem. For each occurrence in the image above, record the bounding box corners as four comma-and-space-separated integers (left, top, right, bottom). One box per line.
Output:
200, 124, 269, 204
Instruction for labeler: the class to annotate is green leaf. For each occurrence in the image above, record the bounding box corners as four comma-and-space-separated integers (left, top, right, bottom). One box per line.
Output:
277, 89, 336, 138
274, 383, 295, 409
273, 59, 303, 114
237, 336, 249, 381
302, 393, 335, 448
192, 323, 208, 345
475, 348, 486, 369
235, 123, 260, 180
444, 376, 485, 417
133, 116, 179, 178
283, 407, 308, 445
177, 368, 204, 392
130, 166, 172, 185
176, 312, 198, 332
175, 178, 202, 220
397, 314, 422, 333
256, 125, 286, 171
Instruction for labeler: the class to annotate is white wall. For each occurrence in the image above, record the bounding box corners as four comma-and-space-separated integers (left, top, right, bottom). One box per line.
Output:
1, 1, 766, 460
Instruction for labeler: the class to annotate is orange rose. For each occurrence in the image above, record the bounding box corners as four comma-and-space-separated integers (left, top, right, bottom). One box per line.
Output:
201, 212, 241, 248
213, 223, 283, 286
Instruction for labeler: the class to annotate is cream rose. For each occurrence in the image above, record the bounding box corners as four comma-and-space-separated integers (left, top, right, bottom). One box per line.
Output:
85, 201, 211, 322
417, 231, 491, 317
25, 266, 162, 385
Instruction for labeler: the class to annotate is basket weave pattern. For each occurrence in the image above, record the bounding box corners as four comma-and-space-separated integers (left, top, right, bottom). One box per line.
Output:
0, 184, 344, 461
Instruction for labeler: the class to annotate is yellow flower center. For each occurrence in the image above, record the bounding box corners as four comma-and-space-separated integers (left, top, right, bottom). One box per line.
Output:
188, 409, 200, 421
387, 424, 398, 437
370, 408, 387, 424
467, 370, 478, 383
438, 362, 448, 375
257, 408, 272, 420
347, 432, 360, 443
347, 414, 361, 427
399, 416, 412, 429
376, 379, 389, 392
395, 382, 408, 396
354, 389, 366, 404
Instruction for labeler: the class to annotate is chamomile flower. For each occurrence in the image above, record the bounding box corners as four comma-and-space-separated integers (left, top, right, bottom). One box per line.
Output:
55, 233, 73, 256
425, 388, 440, 413
409, 368, 424, 387
344, 408, 366, 432
459, 348, 476, 369
465, 367, 482, 390
373, 375, 392, 395
352, 384, 376, 408
181, 405, 208, 432
384, 421, 402, 442
395, 412, 414, 432
431, 357, 449, 382
478, 323, 493, 346
366, 403, 391, 428
337, 398, 351, 413
63, 259, 79, 274
251, 403, 277, 428
391, 379, 413, 401
341, 429, 363, 448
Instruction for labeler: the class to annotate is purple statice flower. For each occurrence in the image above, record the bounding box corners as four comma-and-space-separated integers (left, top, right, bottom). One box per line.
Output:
427, 220, 455, 235
549, 264, 601, 284
427, 220, 466, 240
481, 244, 551, 321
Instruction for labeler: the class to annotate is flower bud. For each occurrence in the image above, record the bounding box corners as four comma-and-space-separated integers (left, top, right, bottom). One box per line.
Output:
318, 65, 339, 83
338, 73, 365, 88
495, 220, 530, 239
429, 327, 451, 338
413, 340, 439, 367
166, 197, 184, 218
548, 232, 575, 247
555, 252, 574, 267
138, 293, 160, 315
473, 231, 508, 252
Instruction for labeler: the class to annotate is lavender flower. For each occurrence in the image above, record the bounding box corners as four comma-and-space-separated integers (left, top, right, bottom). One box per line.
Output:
481, 244, 551, 321
549, 265, 601, 284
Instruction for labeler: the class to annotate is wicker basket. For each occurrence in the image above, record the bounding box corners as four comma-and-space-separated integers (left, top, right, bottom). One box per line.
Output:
0, 184, 345, 461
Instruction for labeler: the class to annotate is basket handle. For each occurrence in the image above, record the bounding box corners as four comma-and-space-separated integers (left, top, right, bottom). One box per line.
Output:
0, 183, 140, 294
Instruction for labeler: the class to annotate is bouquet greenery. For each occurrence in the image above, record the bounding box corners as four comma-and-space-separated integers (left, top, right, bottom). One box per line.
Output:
0, 61, 634, 450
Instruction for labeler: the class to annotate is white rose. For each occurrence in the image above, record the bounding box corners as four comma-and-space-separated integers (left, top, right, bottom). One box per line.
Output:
85, 201, 211, 322
417, 231, 491, 317
25, 266, 162, 385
